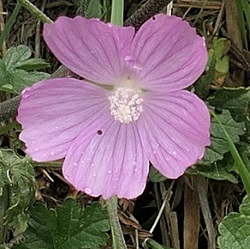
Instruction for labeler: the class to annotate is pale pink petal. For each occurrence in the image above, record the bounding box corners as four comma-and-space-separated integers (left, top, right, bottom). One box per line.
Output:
138, 90, 210, 178
129, 14, 207, 92
63, 119, 149, 199
43, 17, 135, 84
17, 78, 110, 162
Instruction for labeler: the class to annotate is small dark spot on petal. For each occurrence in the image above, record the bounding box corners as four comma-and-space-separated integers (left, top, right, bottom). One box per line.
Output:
97, 130, 103, 135
152, 16, 156, 20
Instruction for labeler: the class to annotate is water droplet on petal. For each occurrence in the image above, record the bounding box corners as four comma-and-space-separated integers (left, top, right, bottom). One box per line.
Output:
31, 140, 36, 144
134, 168, 138, 173
107, 170, 112, 174
93, 173, 96, 177
173, 151, 177, 155
153, 150, 157, 154
50, 151, 55, 156
84, 187, 92, 195
115, 178, 119, 182
55, 126, 59, 130
34, 148, 39, 152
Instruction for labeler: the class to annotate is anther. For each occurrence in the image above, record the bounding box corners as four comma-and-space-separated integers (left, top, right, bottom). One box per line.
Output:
109, 87, 143, 123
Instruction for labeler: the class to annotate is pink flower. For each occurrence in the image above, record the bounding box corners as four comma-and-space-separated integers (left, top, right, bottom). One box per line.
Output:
17, 14, 210, 199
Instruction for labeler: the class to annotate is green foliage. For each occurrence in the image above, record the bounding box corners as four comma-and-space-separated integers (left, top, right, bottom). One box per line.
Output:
147, 239, 173, 249
149, 166, 166, 183
73, 0, 103, 18
202, 110, 245, 165
85, 0, 102, 19
189, 109, 245, 183
218, 195, 250, 249
14, 199, 110, 249
189, 154, 238, 184
208, 87, 250, 127
195, 38, 230, 99
0, 45, 50, 94
0, 149, 36, 237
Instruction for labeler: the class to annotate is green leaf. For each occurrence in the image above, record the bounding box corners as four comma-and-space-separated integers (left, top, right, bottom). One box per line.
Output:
208, 87, 250, 126
147, 239, 173, 249
15, 58, 50, 71
149, 167, 166, 183
202, 109, 245, 164
85, 0, 103, 19
188, 154, 238, 183
0, 45, 50, 93
7, 69, 50, 93
195, 48, 215, 99
3, 45, 32, 70
0, 149, 35, 235
218, 195, 250, 249
14, 199, 110, 249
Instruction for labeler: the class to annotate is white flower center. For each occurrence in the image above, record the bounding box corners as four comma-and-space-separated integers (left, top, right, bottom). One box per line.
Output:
109, 87, 143, 123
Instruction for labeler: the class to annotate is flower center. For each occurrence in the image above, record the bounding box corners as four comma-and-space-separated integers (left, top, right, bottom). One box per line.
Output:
109, 87, 143, 123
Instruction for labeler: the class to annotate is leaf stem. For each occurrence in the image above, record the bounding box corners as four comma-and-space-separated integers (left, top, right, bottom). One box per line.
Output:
106, 196, 127, 249
111, 0, 124, 26
211, 110, 250, 194
17, 0, 53, 23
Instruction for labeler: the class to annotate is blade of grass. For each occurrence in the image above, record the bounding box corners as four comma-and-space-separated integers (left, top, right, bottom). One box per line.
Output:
0, 2, 22, 49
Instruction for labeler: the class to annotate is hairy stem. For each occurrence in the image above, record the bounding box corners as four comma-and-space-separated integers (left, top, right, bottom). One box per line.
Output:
17, 0, 53, 23
124, 0, 172, 29
106, 196, 127, 249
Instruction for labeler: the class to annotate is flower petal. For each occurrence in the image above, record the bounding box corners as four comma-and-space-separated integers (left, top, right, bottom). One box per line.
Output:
129, 14, 207, 92
17, 78, 110, 161
43, 16, 135, 84
63, 119, 149, 199
138, 90, 210, 178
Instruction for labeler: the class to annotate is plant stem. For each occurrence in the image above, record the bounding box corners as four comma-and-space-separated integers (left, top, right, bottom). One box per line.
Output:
0, 2, 22, 49
0, 186, 10, 244
106, 196, 127, 249
111, 0, 124, 26
211, 110, 250, 195
17, 0, 53, 23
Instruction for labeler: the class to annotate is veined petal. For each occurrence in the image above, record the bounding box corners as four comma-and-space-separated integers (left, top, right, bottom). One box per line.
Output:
138, 90, 210, 178
17, 78, 110, 161
63, 119, 149, 199
130, 14, 207, 92
44, 16, 135, 84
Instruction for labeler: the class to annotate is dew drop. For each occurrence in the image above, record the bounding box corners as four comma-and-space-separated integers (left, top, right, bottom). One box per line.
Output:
134, 168, 138, 173
50, 151, 55, 156
173, 151, 177, 155
55, 126, 59, 130
153, 150, 157, 154
84, 187, 92, 195
73, 162, 78, 167
107, 170, 112, 174
34, 148, 39, 152
93, 173, 97, 177
115, 178, 119, 182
